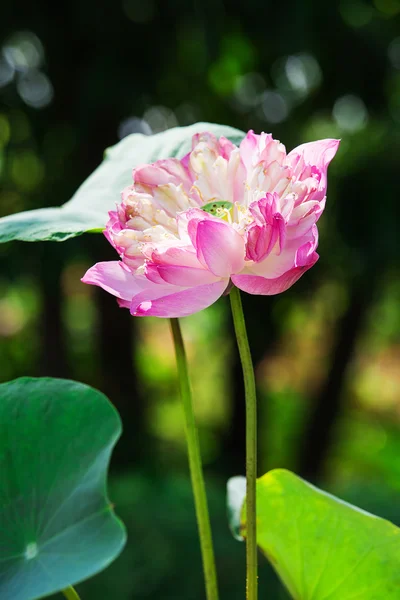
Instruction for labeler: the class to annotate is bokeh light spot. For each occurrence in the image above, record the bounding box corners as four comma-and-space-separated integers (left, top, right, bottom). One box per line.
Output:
209, 56, 242, 96
332, 94, 368, 132
285, 54, 322, 95
273, 53, 322, 101
142, 106, 177, 133
2, 31, 44, 72
0, 58, 14, 88
118, 117, 152, 139
209, 33, 256, 97
221, 34, 256, 71
340, 0, 374, 27
175, 103, 200, 126
11, 150, 45, 192
234, 72, 266, 108
374, 0, 400, 16
261, 91, 289, 124
17, 70, 54, 109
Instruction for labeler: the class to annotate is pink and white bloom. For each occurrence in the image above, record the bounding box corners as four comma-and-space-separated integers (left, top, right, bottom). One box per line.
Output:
82, 130, 339, 318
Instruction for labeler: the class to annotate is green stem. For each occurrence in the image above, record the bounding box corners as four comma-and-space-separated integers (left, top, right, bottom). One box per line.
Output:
170, 318, 219, 600
62, 587, 81, 600
229, 286, 258, 600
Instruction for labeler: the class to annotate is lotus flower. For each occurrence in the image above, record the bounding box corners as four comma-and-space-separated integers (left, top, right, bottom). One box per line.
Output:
82, 130, 339, 317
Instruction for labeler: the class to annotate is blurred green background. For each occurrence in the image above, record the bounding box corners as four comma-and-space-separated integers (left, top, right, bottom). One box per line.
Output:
1, 0, 400, 597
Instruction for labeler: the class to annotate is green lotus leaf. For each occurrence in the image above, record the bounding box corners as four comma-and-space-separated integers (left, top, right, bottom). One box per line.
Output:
0, 377, 126, 600
231, 469, 400, 599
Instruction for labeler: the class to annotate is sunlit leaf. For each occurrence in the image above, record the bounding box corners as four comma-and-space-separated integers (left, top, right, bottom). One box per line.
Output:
0, 122, 245, 243
0, 377, 126, 600
237, 469, 400, 599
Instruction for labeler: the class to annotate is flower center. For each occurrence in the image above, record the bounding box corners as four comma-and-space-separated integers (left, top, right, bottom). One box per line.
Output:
201, 200, 234, 222
200, 199, 255, 234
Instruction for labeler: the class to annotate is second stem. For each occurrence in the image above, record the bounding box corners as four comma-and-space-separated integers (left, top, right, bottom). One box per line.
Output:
229, 286, 258, 600
170, 318, 219, 600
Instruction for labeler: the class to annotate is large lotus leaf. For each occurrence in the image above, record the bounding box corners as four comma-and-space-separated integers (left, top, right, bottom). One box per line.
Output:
0, 377, 126, 600
231, 469, 400, 599
0, 122, 245, 244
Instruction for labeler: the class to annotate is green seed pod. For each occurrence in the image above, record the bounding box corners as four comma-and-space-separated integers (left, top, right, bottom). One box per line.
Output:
201, 201, 234, 216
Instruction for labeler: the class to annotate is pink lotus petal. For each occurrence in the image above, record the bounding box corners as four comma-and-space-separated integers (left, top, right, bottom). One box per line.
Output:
81, 261, 142, 300
104, 209, 125, 249
143, 264, 166, 284
219, 136, 237, 159
188, 140, 245, 205
195, 219, 245, 278
133, 158, 192, 191
248, 238, 297, 278
290, 138, 340, 169
245, 222, 278, 262
240, 130, 287, 174
288, 139, 340, 201
286, 212, 317, 240
190, 132, 237, 160
232, 254, 318, 295
239, 130, 267, 170
131, 280, 228, 318
191, 131, 218, 150
249, 224, 318, 278
148, 263, 221, 287
151, 245, 201, 268
247, 194, 287, 255
296, 226, 319, 266
185, 207, 215, 248
117, 298, 131, 309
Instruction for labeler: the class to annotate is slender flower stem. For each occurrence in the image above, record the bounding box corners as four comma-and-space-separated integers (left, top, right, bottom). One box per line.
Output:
170, 318, 219, 600
229, 286, 258, 600
62, 587, 81, 600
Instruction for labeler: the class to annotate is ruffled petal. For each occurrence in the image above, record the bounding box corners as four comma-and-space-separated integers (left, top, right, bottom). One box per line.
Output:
245, 222, 278, 262
288, 139, 340, 201
249, 225, 318, 278
232, 253, 318, 295
189, 141, 245, 205
145, 263, 221, 287
248, 239, 297, 278
240, 130, 287, 174
150, 245, 201, 268
131, 280, 228, 318
195, 219, 246, 277
133, 158, 192, 192
246, 193, 289, 260
81, 261, 142, 300
191, 132, 237, 160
